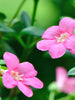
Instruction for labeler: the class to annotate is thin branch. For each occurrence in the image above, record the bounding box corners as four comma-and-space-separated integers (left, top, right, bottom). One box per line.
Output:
8, 0, 26, 26
31, 0, 39, 25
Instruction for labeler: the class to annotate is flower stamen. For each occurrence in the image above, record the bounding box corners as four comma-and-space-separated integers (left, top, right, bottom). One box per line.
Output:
55, 33, 69, 43
11, 71, 24, 81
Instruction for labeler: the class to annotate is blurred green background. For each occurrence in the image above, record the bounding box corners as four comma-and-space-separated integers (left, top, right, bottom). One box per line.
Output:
0, 0, 75, 100
1, 0, 75, 29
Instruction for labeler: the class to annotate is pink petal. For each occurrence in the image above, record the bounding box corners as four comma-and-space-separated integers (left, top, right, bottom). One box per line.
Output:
17, 82, 33, 97
69, 49, 75, 54
61, 78, 75, 94
49, 43, 66, 59
42, 26, 60, 40
18, 62, 37, 78
24, 77, 43, 89
3, 52, 19, 71
37, 40, 56, 51
59, 17, 75, 34
65, 35, 75, 53
2, 71, 17, 88
56, 67, 68, 89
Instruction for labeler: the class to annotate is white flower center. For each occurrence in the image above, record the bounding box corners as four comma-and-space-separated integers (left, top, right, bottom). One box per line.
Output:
11, 71, 24, 81
55, 33, 69, 43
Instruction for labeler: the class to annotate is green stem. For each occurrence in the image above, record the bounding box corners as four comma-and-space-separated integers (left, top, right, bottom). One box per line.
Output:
9, 88, 16, 100
8, 0, 26, 26
17, 36, 26, 49
31, 0, 39, 25
21, 46, 33, 61
26, 35, 31, 45
49, 91, 55, 100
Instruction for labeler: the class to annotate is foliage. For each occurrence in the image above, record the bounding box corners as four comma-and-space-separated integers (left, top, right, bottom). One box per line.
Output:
0, 0, 75, 100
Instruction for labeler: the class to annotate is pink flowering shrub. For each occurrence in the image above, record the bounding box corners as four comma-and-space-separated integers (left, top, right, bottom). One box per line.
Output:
37, 17, 75, 59
56, 67, 75, 94
2, 52, 43, 97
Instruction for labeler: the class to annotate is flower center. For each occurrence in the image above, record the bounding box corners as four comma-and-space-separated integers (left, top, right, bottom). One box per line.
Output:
55, 33, 69, 43
11, 71, 24, 81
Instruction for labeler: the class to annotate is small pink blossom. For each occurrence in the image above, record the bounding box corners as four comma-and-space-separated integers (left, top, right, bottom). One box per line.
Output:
2, 52, 43, 97
56, 67, 75, 94
37, 17, 75, 59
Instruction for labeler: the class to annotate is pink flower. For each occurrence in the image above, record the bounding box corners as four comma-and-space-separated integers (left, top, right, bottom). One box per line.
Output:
37, 17, 75, 59
56, 67, 75, 94
2, 52, 43, 97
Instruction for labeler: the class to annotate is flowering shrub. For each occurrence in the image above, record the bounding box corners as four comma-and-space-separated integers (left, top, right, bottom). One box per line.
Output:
0, 0, 75, 100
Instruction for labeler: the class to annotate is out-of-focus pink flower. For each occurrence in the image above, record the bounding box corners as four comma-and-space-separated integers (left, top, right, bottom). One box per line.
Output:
56, 67, 75, 94
37, 17, 75, 59
2, 52, 43, 97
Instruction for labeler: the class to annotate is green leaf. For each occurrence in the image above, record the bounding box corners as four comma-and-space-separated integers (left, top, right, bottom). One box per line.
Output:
20, 26, 44, 37
68, 67, 75, 76
4, 96, 18, 100
0, 97, 2, 100
12, 21, 23, 33
0, 22, 15, 33
0, 60, 5, 65
57, 96, 70, 100
0, 12, 6, 20
3, 41, 15, 54
0, 66, 7, 70
20, 11, 31, 28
